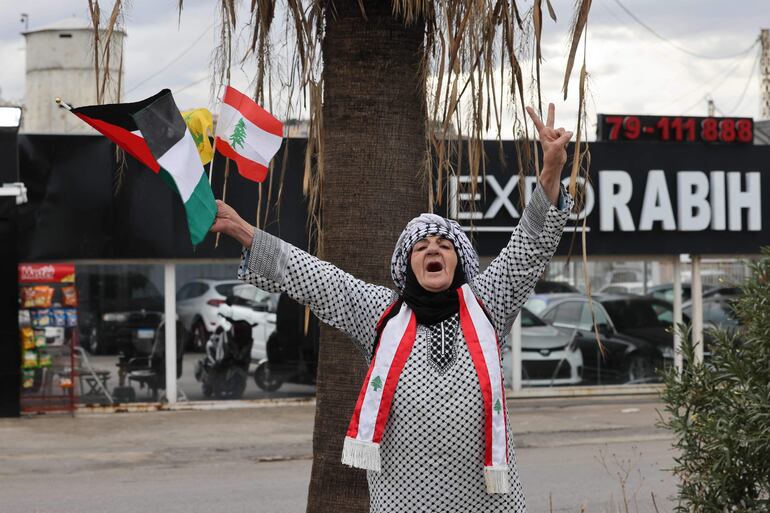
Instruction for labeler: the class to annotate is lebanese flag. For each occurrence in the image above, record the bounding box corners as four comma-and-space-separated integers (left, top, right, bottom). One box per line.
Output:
70, 90, 217, 246
214, 86, 283, 183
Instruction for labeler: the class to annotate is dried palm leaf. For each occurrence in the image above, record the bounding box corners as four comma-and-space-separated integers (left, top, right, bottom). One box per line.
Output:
562, 0, 592, 100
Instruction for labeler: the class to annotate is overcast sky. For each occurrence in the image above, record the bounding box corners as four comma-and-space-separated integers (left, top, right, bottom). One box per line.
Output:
0, 0, 767, 138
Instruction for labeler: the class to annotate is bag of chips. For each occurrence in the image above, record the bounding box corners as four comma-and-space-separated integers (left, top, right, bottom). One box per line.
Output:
35, 309, 51, 327
20, 287, 37, 308
22, 370, 35, 389
35, 330, 47, 348
65, 309, 78, 327
53, 309, 66, 327
23, 350, 38, 369
20, 327, 35, 350
38, 351, 52, 368
62, 286, 78, 307
33, 286, 54, 308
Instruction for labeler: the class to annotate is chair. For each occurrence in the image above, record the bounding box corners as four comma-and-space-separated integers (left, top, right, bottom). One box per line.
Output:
119, 320, 184, 402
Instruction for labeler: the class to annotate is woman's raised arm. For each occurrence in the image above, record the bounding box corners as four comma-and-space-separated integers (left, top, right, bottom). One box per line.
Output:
211, 201, 396, 359
471, 103, 575, 338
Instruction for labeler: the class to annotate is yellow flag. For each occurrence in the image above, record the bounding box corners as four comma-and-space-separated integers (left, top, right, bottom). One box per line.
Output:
182, 108, 214, 165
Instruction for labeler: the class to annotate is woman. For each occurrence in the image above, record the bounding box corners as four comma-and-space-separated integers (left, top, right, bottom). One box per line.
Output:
211, 104, 573, 512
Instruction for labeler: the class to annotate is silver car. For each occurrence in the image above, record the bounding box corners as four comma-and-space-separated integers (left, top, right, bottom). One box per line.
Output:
501, 308, 583, 387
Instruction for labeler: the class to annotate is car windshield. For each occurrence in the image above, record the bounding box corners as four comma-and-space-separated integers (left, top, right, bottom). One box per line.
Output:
128, 276, 161, 300
95, 274, 160, 301
524, 298, 548, 316
215, 283, 239, 296
601, 299, 672, 331
521, 308, 546, 327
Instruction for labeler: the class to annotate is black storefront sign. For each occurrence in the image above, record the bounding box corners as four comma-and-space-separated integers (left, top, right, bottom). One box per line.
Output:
440, 141, 770, 257
16, 135, 770, 260
17, 135, 310, 260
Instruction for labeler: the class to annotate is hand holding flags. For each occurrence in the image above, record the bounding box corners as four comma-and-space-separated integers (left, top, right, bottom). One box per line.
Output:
65, 90, 217, 246
214, 86, 283, 183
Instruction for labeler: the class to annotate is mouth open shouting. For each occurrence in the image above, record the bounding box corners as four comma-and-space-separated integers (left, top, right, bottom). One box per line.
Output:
410, 236, 458, 292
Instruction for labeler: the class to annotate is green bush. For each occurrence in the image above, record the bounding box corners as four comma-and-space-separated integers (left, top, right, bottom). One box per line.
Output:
660, 249, 770, 513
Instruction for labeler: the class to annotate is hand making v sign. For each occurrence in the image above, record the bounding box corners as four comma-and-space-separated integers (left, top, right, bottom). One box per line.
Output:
526, 102, 573, 205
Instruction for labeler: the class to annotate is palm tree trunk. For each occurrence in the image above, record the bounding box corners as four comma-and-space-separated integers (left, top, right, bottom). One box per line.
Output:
306, 2, 427, 512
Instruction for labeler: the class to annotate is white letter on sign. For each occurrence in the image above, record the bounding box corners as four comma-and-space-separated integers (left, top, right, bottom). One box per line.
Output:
728, 172, 761, 231
639, 170, 676, 230
678, 171, 711, 231
600, 171, 635, 231
484, 175, 519, 219
710, 171, 726, 231
449, 175, 484, 220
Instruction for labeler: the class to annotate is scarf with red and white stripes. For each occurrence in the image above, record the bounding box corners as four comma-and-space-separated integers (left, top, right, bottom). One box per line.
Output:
341, 284, 510, 494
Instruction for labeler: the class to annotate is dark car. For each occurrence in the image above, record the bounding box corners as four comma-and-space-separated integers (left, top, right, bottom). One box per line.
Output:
683, 296, 741, 332
76, 269, 166, 355
647, 283, 739, 304
525, 293, 684, 384
534, 280, 578, 294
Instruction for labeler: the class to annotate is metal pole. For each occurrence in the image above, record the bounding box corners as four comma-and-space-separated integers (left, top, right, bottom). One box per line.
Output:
164, 263, 177, 403
691, 255, 704, 364
511, 311, 522, 392
672, 256, 683, 376
760, 28, 769, 120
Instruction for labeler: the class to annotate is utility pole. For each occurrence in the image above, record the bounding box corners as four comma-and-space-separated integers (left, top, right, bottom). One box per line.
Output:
761, 28, 769, 120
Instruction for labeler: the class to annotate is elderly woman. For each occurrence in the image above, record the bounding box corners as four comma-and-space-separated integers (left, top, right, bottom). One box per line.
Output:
211, 104, 574, 512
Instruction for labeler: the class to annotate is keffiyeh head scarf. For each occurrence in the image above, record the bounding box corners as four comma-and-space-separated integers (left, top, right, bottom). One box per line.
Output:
390, 213, 479, 292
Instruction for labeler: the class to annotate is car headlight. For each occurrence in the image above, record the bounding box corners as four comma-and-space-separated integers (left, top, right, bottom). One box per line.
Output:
102, 312, 129, 322
661, 346, 675, 359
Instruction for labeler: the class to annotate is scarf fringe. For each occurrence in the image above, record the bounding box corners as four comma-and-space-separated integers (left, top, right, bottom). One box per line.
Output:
484, 465, 511, 494
341, 437, 381, 472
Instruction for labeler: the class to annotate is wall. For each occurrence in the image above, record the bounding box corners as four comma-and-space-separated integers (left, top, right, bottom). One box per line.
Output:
24, 28, 124, 134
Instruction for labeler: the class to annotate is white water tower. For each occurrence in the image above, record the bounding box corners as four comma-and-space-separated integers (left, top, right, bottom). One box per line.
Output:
22, 17, 125, 133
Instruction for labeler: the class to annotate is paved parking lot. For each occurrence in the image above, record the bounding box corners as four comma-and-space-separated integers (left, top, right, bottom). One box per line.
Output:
1, 395, 677, 513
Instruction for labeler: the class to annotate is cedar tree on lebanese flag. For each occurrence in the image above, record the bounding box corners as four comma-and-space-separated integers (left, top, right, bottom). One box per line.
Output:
214, 86, 284, 183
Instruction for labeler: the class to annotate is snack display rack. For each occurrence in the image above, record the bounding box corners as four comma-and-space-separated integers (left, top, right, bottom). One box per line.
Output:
18, 263, 78, 413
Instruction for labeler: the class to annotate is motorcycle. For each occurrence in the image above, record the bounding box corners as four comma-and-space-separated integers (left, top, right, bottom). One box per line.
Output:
253, 293, 318, 392
194, 301, 256, 399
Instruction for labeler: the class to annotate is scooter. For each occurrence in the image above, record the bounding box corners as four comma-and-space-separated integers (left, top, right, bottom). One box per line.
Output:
253, 293, 318, 392
194, 301, 256, 399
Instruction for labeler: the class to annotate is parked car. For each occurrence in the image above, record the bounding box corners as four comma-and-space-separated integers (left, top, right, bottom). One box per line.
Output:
176, 279, 269, 351
76, 269, 166, 355
599, 282, 647, 295
647, 283, 697, 303
525, 293, 682, 384
534, 280, 578, 294
647, 283, 739, 304
501, 308, 582, 386
683, 296, 740, 332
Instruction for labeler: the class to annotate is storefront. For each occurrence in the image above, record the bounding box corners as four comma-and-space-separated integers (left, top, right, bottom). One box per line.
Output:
7, 120, 770, 410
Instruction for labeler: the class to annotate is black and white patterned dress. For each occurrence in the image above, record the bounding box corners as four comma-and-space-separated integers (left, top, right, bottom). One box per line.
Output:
238, 183, 572, 513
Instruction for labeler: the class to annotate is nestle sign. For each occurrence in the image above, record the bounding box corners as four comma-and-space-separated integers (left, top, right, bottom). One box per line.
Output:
18, 263, 75, 283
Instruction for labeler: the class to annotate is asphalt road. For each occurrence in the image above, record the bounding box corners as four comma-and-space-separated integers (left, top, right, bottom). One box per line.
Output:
1, 395, 678, 513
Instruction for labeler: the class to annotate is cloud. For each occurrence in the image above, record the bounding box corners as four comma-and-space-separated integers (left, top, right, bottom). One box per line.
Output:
0, 0, 766, 124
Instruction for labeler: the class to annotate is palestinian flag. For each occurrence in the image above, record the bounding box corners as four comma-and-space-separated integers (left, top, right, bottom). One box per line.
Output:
214, 86, 283, 183
70, 90, 216, 245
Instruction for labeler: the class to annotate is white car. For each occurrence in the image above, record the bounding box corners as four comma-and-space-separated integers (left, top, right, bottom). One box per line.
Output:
177, 279, 272, 351
501, 308, 583, 387
216, 284, 277, 363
